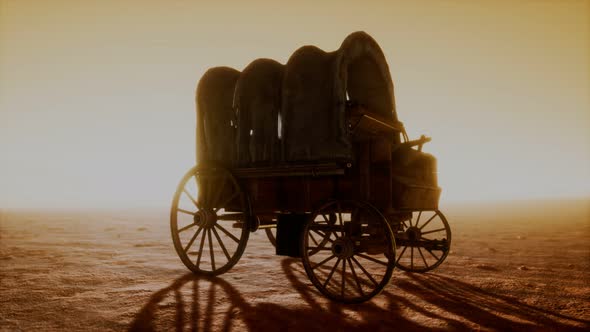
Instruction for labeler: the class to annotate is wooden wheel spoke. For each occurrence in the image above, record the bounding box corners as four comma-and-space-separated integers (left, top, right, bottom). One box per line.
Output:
426, 248, 440, 260
215, 224, 240, 243
402, 219, 410, 229
183, 188, 199, 208
311, 229, 334, 243
356, 253, 388, 266
411, 247, 414, 269
208, 229, 215, 271
178, 222, 197, 233
309, 232, 319, 246
395, 246, 408, 264
178, 208, 195, 216
212, 227, 231, 262
418, 247, 429, 268
196, 227, 207, 268
322, 258, 342, 288
347, 258, 364, 296
414, 211, 422, 228
422, 227, 446, 235
351, 256, 378, 287
419, 214, 438, 230
312, 255, 336, 270
341, 259, 346, 297
183, 227, 204, 253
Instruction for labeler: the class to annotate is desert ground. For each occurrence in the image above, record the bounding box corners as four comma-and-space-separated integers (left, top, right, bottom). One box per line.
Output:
1, 199, 589, 331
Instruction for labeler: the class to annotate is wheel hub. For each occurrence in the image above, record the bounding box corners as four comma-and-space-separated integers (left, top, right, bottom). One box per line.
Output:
331, 237, 354, 259
406, 226, 422, 243
194, 209, 217, 229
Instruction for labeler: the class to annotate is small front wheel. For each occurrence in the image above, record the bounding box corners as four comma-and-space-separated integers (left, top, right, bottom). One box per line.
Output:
394, 210, 451, 273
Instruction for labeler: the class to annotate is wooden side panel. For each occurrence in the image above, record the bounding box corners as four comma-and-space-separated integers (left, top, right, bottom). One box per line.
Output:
243, 178, 281, 212
243, 175, 345, 213
281, 177, 308, 211
308, 177, 336, 210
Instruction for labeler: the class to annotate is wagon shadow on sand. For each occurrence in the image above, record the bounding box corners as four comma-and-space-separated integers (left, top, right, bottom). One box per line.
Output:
128, 258, 589, 331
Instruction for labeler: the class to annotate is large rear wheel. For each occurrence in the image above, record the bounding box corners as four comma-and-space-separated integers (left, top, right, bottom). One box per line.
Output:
301, 200, 396, 303
170, 165, 250, 276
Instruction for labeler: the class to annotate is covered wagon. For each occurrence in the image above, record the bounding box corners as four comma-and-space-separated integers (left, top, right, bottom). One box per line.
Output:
170, 32, 451, 303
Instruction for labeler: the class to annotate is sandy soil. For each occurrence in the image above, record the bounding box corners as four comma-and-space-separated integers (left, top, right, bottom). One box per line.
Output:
1, 200, 589, 331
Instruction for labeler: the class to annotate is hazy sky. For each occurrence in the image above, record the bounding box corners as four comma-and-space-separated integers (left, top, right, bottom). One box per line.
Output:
1, 0, 589, 208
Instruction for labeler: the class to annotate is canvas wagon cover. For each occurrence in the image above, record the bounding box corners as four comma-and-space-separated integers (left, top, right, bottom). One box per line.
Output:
282, 31, 397, 162
196, 31, 397, 164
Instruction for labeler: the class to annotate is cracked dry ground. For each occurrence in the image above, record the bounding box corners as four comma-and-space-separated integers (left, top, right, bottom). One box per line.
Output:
1, 200, 589, 331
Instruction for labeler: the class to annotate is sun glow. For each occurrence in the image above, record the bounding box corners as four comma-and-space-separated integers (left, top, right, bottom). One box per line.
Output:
1, 0, 588, 208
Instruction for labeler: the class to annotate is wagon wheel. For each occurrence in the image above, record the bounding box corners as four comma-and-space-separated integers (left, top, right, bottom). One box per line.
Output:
301, 200, 396, 303
394, 210, 451, 273
170, 165, 250, 276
